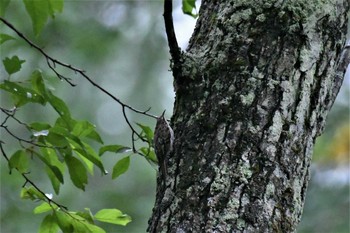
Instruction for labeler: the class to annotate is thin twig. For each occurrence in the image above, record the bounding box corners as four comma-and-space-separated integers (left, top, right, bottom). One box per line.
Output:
0, 17, 157, 119
0, 142, 68, 210
0, 108, 65, 149
0, 107, 26, 126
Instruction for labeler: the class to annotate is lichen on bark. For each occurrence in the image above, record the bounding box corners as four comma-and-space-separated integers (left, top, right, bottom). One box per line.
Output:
148, 0, 349, 232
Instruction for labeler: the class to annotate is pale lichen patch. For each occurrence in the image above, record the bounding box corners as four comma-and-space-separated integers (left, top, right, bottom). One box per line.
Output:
267, 110, 283, 142
240, 92, 255, 106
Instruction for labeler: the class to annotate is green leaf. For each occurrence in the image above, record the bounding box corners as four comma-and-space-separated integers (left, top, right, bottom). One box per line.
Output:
20, 186, 45, 201
46, 167, 61, 195
47, 91, 71, 123
31, 146, 64, 193
72, 120, 103, 144
8, 150, 28, 173
39, 214, 60, 233
78, 223, 105, 233
30, 70, 47, 96
55, 211, 106, 233
61, 129, 105, 174
0, 0, 10, 17
182, 0, 198, 18
2, 56, 25, 75
0, 80, 45, 106
73, 141, 106, 175
75, 150, 94, 175
76, 209, 94, 224
46, 131, 69, 148
0, 33, 15, 44
94, 209, 131, 226
65, 155, 88, 190
69, 211, 106, 233
34, 202, 55, 214
140, 147, 158, 163
112, 156, 130, 179
99, 145, 131, 156
48, 0, 63, 17
39, 147, 65, 184
29, 122, 51, 133
136, 123, 154, 142
86, 129, 104, 144
22, 0, 63, 36
22, 0, 47, 36
54, 211, 74, 233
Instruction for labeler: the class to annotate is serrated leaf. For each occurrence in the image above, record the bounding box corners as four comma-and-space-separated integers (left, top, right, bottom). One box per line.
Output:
34, 202, 54, 214
112, 156, 130, 179
65, 155, 88, 190
0, 33, 15, 44
99, 145, 131, 156
39, 214, 59, 233
94, 209, 131, 226
182, 0, 198, 18
2, 56, 25, 75
8, 150, 28, 173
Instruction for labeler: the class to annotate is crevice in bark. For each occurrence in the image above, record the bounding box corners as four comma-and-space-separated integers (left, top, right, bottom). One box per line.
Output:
149, 1, 349, 232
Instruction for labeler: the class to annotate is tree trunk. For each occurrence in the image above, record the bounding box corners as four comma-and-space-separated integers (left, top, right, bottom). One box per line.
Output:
149, 1, 349, 232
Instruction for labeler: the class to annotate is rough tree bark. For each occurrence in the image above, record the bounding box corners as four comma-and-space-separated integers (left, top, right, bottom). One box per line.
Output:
149, 0, 349, 232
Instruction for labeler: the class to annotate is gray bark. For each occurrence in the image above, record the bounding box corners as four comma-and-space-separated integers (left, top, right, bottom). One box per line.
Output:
149, 0, 349, 232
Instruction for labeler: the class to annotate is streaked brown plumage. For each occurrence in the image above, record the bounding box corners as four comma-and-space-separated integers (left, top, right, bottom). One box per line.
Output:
154, 111, 174, 184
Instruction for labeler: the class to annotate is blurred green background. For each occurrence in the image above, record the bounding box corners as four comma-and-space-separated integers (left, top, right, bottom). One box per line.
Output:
1, 1, 349, 233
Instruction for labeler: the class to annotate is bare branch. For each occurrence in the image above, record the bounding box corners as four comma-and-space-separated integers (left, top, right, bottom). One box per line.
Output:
163, 0, 182, 65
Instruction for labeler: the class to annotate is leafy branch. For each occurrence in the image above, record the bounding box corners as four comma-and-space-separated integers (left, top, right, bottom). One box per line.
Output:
0, 73, 133, 231
0, 141, 68, 210
0, 0, 199, 231
0, 17, 157, 153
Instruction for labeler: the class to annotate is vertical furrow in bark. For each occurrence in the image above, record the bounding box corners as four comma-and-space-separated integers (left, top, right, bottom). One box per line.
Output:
148, 0, 349, 232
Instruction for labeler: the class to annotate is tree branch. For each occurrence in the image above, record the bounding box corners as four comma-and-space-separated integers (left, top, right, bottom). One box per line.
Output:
163, 0, 182, 65
0, 142, 68, 210
0, 17, 157, 119
0, 16, 159, 155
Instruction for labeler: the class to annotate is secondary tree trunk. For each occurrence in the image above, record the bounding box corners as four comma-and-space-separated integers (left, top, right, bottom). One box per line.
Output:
149, 1, 349, 232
